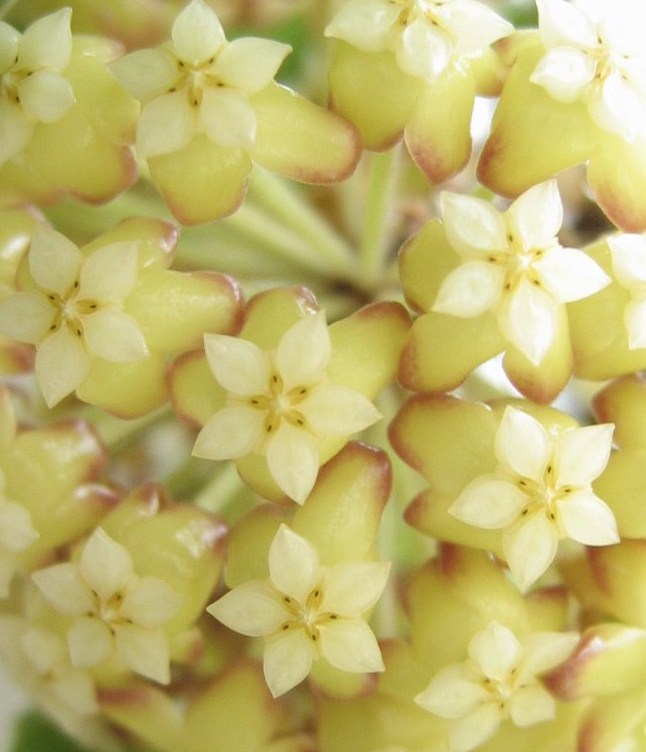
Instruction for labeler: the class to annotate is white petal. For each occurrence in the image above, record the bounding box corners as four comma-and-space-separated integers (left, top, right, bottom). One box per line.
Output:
0, 291, 53, 344
18, 71, 75, 123
554, 423, 614, 486
321, 561, 390, 616
505, 181, 563, 250
203, 333, 269, 395
115, 624, 171, 684
83, 311, 149, 362
263, 629, 314, 697
448, 703, 502, 752
415, 663, 488, 718
266, 423, 320, 503
397, 18, 451, 83
468, 621, 520, 682
120, 577, 182, 629
29, 225, 82, 296
275, 312, 331, 391
535, 246, 610, 302
498, 278, 558, 365
108, 48, 180, 102
0, 98, 32, 164
136, 92, 197, 158
432, 261, 506, 317
503, 514, 559, 591
557, 490, 619, 545
214, 37, 290, 93
80, 528, 133, 602
35, 327, 90, 407
495, 407, 552, 482
200, 87, 256, 148
68, 616, 113, 668
443, 1, 513, 57
0, 501, 38, 551
207, 580, 290, 637
589, 71, 646, 141
80, 242, 140, 301
192, 406, 264, 460
301, 384, 381, 437
18, 8, 72, 71
171, 0, 225, 66
624, 298, 646, 349
530, 47, 596, 102
536, 0, 597, 49
449, 476, 527, 529
440, 192, 508, 258
0, 22, 19, 72
324, 0, 401, 52
509, 684, 556, 726
518, 631, 579, 680
268, 524, 320, 604
318, 619, 384, 673
32, 563, 94, 616
608, 233, 646, 287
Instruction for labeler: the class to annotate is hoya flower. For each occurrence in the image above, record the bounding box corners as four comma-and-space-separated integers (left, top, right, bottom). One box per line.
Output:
415, 620, 579, 752
0, 467, 39, 597
208, 524, 389, 698
432, 181, 610, 366
32, 527, 182, 684
0, 9, 75, 166
0, 224, 148, 407
530, 0, 646, 143
449, 406, 618, 591
607, 233, 646, 349
192, 311, 382, 503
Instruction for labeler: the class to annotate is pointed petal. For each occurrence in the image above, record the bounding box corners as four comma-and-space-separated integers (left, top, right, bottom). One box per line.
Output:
29, 225, 82, 296
530, 47, 595, 102
557, 490, 619, 545
171, 0, 225, 66
302, 384, 381, 437
268, 524, 320, 604
80, 528, 133, 602
35, 327, 90, 407
18, 71, 74, 123
432, 261, 506, 317
321, 561, 390, 616
589, 72, 646, 142
518, 631, 579, 680
624, 298, 646, 349
0, 501, 38, 551
608, 233, 646, 286
397, 18, 451, 83
207, 580, 290, 637
203, 333, 269, 395
416, 663, 488, 718
440, 192, 507, 257
503, 514, 559, 591
200, 87, 256, 148
108, 48, 180, 102
80, 242, 139, 301
83, 311, 148, 362
32, 563, 94, 616
263, 629, 314, 697
18, 8, 72, 71
509, 684, 555, 726
192, 406, 264, 460
449, 702, 501, 752
276, 312, 331, 390
554, 423, 614, 485
214, 37, 290, 93
266, 423, 320, 503
324, 0, 401, 52
68, 616, 113, 667
468, 621, 520, 681
449, 476, 527, 529
0, 291, 53, 343
506, 180, 563, 250
535, 246, 610, 302
0, 22, 19, 72
136, 92, 197, 158
444, 1, 513, 56
535, 0, 597, 48
115, 623, 171, 684
120, 577, 182, 629
495, 406, 552, 481
0, 98, 32, 164
318, 619, 384, 673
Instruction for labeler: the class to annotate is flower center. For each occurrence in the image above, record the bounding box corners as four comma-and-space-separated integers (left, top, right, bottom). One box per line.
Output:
172, 55, 226, 108
46, 280, 99, 340
245, 370, 312, 437
280, 587, 339, 646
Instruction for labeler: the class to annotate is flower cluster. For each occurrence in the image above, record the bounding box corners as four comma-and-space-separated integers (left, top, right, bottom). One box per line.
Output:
1, 1, 645, 752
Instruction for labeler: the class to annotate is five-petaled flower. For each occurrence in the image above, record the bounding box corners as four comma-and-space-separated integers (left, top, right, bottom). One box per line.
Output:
208, 523, 389, 698
32, 527, 182, 684
449, 405, 619, 591
192, 311, 382, 503
415, 620, 579, 752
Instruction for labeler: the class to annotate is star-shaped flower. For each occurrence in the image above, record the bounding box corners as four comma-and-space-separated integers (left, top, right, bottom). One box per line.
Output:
432, 180, 610, 365
208, 523, 389, 698
449, 406, 619, 590
0, 224, 148, 407
415, 620, 579, 752
32, 527, 182, 684
192, 311, 382, 503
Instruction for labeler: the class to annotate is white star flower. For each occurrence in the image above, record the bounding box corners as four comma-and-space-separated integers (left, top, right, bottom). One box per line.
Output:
607, 233, 646, 349
109, 0, 291, 158
432, 180, 610, 365
192, 311, 382, 503
325, 0, 513, 84
530, 0, 646, 142
0, 468, 39, 597
0, 9, 75, 165
208, 524, 390, 698
0, 225, 149, 407
31, 527, 182, 684
415, 621, 579, 752
449, 406, 618, 591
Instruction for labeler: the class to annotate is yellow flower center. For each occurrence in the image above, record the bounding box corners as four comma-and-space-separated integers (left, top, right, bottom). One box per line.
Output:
279, 587, 339, 646
46, 280, 99, 340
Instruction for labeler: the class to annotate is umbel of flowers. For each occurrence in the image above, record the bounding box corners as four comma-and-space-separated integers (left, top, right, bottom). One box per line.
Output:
2, 1, 646, 752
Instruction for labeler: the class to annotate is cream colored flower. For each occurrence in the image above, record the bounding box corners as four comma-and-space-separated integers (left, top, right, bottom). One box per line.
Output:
32, 527, 182, 684
415, 620, 579, 752
325, 0, 512, 84
0, 9, 75, 165
531, 0, 646, 142
607, 233, 646, 349
432, 181, 610, 365
449, 406, 618, 591
192, 311, 382, 503
0, 225, 148, 407
207, 524, 389, 698
0, 468, 39, 597
109, 0, 291, 157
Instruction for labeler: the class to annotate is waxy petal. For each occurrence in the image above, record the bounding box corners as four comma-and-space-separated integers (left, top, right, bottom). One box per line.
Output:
18, 71, 75, 123
29, 225, 83, 296
589, 72, 646, 142
83, 311, 149, 362
440, 192, 507, 258
0, 501, 38, 551
443, 0, 513, 57
171, 0, 225, 66
268, 524, 320, 604
495, 407, 552, 482
204, 333, 268, 395
449, 476, 527, 529
505, 180, 563, 250
509, 684, 556, 726
108, 48, 180, 102
503, 513, 559, 591
68, 616, 113, 667
318, 619, 384, 673
535, 245, 610, 302
432, 261, 506, 317
624, 299, 646, 349
554, 423, 614, 485
214, 37, 290, 93
302, 384, 381, 437
193, 406, 264, 460
207, 580, 290, 637
557, 490, 619, 545
321, 561, 390, 616
18, 8, 72, 72
120, 577, 182, 629
200, 87, 256, 148
32, 563, 94, 616
137, 92, 197, 158
276, 312, 331, 390
397, 18, 451, 83
324, 0, 401, 52
80, 528, 133, 602
536, 0, 597, 49
0, 22, 19, 72
0, 98, 32, 164
449, 702, 501, 752
0, 291, 53, 344
266, 423, 320, 503
115, 623, 171, 684
35, 327, 90, 406
608, 233, 646, 286
263, 629, 314, 697
530, 47, 596, 102
416, 663, 488, 718
80, 241, 139, 301
469, 621, 520, 681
